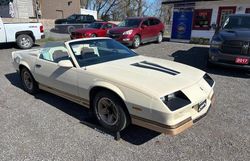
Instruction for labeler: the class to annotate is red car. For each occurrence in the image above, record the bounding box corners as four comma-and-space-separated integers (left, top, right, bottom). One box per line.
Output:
107, 17, 165, 48
70, 22, 117, 39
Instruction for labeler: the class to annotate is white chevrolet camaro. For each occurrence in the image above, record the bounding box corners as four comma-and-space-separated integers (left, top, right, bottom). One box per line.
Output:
12, 38, 215, 135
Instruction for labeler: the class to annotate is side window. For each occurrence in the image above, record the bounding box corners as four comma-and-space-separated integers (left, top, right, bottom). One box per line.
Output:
102, 23, 113, 29
40, 47, 69, 63
142, 20, 150, 26
153, 19, 161, 25
75, 15, 82, 22
107, 23, 113, 28
86, 16, 94, 22
149, 19, 156, 26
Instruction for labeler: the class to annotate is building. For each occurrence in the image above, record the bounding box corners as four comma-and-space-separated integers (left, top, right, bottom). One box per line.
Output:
0, 0, 35, 18
0, 0, 81, 19
162, 0, 250, 42
39, 0, 81, 19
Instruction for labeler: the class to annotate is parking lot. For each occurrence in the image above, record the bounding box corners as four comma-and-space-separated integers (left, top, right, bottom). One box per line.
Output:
0, 40, 249, 161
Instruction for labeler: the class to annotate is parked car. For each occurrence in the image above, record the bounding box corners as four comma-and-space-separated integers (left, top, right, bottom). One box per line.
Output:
209, 14, 250, 70
107, 17, 165, 48
0, 17, 45, 49
70, 22, 117, 39
12, 37, 215, 135
54, 14, 96, 33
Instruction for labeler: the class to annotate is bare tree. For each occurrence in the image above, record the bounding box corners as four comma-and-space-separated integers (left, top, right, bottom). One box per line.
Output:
85, 0, 165, 21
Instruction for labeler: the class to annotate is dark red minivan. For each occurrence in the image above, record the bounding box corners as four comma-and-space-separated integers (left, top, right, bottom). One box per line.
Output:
107, 17, 165, 48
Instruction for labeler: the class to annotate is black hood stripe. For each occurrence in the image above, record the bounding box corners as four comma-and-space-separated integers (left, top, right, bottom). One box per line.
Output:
140, 61, 180, 74
131, 63, 179, 76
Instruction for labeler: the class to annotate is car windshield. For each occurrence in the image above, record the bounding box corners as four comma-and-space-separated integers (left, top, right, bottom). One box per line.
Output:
88, 23, 103, 29
223, 16, 250, 29
69, 39, 137, 67
118, 19, 142, 27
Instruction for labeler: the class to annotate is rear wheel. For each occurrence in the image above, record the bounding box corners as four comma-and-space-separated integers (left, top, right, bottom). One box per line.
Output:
93, 90, 129, 132
16, 34, 34, 49
132, 35, 141, 48
20, 67, 39, 94
68, 26, 75, 34
156, 32, 163, 43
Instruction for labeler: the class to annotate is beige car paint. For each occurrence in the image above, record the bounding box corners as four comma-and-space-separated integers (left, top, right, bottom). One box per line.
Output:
12, 37, 215, 135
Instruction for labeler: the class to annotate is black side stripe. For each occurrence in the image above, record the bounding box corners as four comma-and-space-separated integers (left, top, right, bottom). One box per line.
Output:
141, 61, 180, 74
131, 63, 178, 76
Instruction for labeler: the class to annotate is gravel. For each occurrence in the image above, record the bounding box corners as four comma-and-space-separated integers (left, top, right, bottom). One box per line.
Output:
0, 40, 249, 161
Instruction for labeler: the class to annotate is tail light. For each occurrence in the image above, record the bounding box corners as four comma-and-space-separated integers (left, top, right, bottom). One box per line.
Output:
40, 26, 44, 33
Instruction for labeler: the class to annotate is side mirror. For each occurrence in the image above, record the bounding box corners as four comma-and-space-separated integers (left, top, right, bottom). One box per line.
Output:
58, 60, 73, 68
141, 25, 147, 29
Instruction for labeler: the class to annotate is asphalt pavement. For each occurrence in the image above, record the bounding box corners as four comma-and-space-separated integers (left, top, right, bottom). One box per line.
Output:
0, 40, 249, 161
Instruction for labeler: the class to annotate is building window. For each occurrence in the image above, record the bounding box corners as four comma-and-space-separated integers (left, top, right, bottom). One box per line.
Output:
217, 6, 236, 27
246, 8, 250, 13
192, 9, 212, 30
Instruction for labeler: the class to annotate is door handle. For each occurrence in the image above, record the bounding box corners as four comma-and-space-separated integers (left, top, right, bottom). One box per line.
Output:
35, 64, 41, 68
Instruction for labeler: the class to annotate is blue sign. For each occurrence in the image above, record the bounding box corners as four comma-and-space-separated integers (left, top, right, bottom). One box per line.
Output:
171, 10, 193, 41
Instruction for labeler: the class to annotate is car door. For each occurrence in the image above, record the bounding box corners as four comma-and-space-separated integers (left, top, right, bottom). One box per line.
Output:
148, 18, 158, 39
140, 19, 151, 42
0, 18, 6, 43
33, 45, 78, 97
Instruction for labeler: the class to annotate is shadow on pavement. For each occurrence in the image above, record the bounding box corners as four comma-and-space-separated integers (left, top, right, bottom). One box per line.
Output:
0, 43, 16, 49
0, 43, 40, 50
5, 72, 160, 145
171, 46, 250, 78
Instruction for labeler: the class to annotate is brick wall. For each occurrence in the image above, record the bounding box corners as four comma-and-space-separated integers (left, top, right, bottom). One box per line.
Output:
39, 0, 81, 19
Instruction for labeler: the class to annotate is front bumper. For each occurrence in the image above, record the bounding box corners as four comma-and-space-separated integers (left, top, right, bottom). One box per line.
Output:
131, 94, 215, 135
108, 34, 134, 46
209, 48, 250, 70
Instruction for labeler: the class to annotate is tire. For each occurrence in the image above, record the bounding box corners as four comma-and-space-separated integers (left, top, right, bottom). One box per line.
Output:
68, 26, 75, 34
20, 67, 39, 94
16, 34, 34, 49
93, 90, 129, 132
91, 33, 97, 37
156, 32, 163, 43
132, 35, 141, 48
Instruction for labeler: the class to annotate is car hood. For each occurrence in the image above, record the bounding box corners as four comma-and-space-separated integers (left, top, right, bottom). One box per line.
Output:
86, 56, 205, 97
75, 28, 99, 33
109, 27, 134, 34
218, 29, 250, 41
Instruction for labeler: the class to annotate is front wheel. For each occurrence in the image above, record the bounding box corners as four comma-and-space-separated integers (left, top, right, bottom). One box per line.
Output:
16, 34, 34, 49
132, 35, 141, 48
20, 67, 39, 94
93, 91, 129, 132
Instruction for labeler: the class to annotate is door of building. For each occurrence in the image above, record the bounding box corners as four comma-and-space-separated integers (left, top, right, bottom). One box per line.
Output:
217, 6, 236, 27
